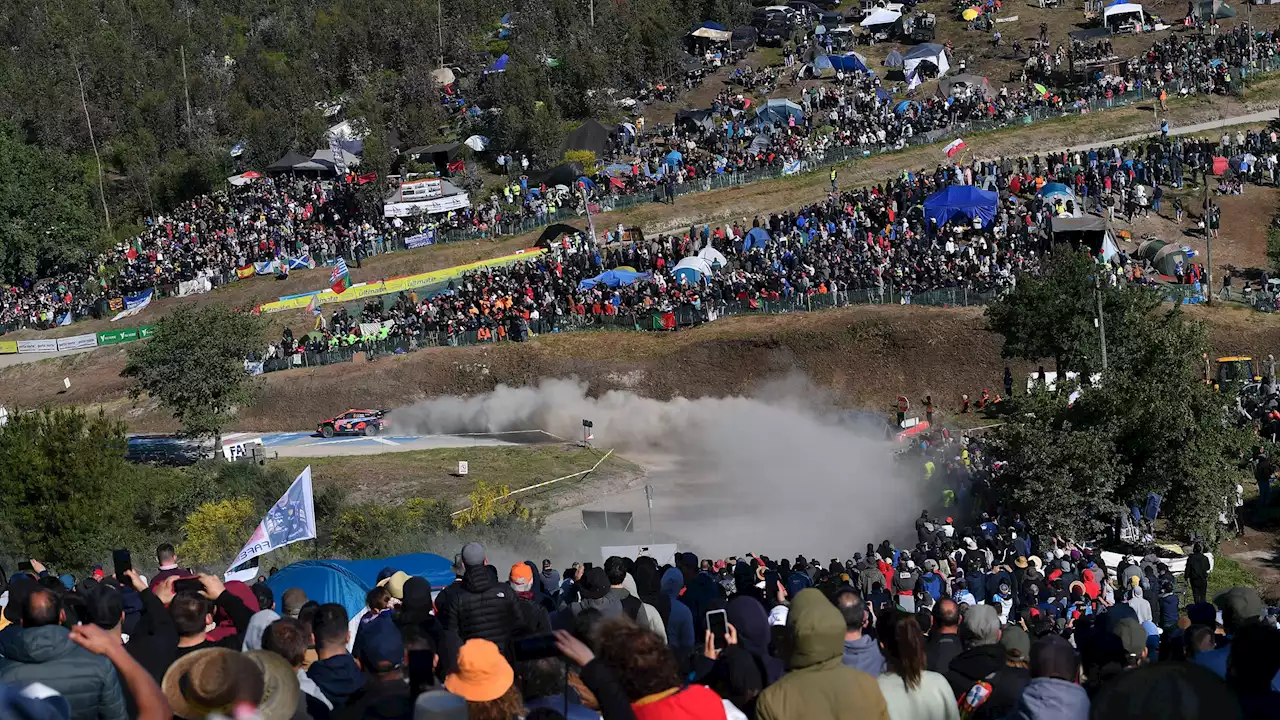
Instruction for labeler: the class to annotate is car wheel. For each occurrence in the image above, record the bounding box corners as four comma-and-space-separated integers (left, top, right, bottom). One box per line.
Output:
364, 424, 378, 436
321, 425, 335, 438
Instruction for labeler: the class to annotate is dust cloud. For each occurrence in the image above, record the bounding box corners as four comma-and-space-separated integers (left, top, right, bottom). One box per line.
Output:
392, 376, 928, 559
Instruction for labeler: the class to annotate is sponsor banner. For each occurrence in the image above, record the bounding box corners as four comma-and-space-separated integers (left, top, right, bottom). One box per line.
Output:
383, 192, 470, 218
97, 328, 142, 346
405, 231, 436, 250
16, 339, 57, 354
257, 247, 545, 314
56, 333, 99, 352
0, 341, 17, 354
178, 277, 213, 297
111, 289, 153, 322
139, 326, 156, 339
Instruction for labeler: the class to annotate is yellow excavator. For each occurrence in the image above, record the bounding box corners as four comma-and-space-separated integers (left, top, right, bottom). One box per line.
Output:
1214, 356, 1260, 391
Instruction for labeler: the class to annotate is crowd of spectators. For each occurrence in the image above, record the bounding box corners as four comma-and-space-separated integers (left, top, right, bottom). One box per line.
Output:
265, 125, 1280, 363
2, 433, 1277, 720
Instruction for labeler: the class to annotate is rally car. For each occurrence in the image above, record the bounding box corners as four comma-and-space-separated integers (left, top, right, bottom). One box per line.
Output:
317, 409, 390, 437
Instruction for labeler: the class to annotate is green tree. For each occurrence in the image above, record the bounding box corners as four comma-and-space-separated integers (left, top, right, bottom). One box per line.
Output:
0, 123, 104, 281
123, 305, 265, 443
0, 408, 134, 571
178, 498, 258, 569
988, 254, 1252, 543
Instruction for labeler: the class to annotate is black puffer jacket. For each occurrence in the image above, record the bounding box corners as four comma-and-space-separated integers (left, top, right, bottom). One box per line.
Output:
439, 565, 522, 654
0, 625, 128, 720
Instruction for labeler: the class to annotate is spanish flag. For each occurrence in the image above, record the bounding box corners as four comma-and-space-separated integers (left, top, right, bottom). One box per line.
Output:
236, 265, 254, 279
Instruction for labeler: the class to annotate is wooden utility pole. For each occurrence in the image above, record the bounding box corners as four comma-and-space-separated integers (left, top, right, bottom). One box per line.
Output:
1205, 169, 1214, 305
180, 45, 194, 138
74, 54, 111, 238
437, 0, 444, 69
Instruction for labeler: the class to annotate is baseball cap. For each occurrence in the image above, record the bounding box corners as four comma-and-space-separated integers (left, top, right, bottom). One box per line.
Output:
358, 620, 406, 671
460, 542, 486, 567
1113, 618, 1147, 658
962, 604, 1001, 645
1001, 625, 1031, 660
509, 564, 533, 584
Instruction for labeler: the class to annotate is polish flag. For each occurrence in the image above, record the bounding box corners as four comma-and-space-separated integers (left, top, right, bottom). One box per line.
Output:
944, 138, 967, 158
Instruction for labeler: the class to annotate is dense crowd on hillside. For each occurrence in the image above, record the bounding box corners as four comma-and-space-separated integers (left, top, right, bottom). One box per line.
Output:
3, 25, 1279, 338
265, 125, 1280, 359
2, 429, 1277, 720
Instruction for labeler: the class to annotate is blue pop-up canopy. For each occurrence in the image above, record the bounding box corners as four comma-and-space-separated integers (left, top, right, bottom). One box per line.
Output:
578, 269, 650, 291
922, 185, 999, 228
485, 54, 510, 74
664, 149, 683, 167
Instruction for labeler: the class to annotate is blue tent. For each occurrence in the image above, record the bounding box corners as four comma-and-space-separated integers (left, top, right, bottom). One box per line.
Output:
812, 55, 835, 78
827, 54, 869, 74
485, 54, 509, 74
664, 149, 683, 167
1037, 182, 1073, 198
895, 100, 920, 114
698, 20, 727, 30
578, 269, 650, 291
923, 185, 999, 229
875, 88, 892, 101
264, 553, 455, 618
754, 98, 804, 126
743, 226, 771, 251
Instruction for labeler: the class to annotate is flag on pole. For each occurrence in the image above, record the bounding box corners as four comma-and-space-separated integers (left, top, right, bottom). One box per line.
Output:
944, 138, 967, 158
227, 466, 317, 571
308, 294, 321, 317
57, 312, 73, 326
330, 257, 350, 294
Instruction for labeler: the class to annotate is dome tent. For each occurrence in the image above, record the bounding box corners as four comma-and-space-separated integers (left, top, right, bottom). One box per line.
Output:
264, 552, 455, 618
903, 43, 950, 79
672, 256, 714, 285
1136, 238, 1189, 277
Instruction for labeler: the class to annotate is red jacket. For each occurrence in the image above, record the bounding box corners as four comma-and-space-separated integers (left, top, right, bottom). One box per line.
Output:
633, 685, 727, 720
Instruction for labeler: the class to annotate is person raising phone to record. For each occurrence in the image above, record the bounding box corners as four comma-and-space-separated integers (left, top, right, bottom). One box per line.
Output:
126, 573, 256, 683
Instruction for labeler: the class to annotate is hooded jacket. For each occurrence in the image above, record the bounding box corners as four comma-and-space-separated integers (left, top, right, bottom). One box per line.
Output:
661, 568, 695, 654
306, 652, 367, 710
842, 635, 885, 676
1009, 677, 1089, 720
438, 564, 522, 653
945, 643, 1028, 720
0, 625, 128, 720
754, 589, 890, 720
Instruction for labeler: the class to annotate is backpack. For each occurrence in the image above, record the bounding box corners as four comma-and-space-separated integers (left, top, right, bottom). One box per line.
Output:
619, 594, 643, 621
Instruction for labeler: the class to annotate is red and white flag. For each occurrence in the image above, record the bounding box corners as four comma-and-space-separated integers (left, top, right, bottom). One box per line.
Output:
944, 138, 967, 158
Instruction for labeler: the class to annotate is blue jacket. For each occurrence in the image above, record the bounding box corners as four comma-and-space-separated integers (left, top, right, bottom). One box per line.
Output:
660, 568, 695, 654
1158, 593, 1179, 628
1010, 677, 1089, 720
965, 571, 988, 602
842, 635, 885, 676
920, 572, 944, 601
306, 653, 367, 710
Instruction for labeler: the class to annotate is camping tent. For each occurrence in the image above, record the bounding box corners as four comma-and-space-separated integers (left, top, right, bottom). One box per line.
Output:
537, 223, 585, 248
860, 7, 902, 26
1037, 182, 1074, 199
676, 109, 716, 133
561, 119, 612, 159
1051, 216, 1119, 261
904, 43, 950, 79
535, 162, 585, 188
311, 148, 361, 172
663, 149, 684, 168
922, 185, 998, 228
939, 73, 992, 98
405, 142, 465, 174
811, 54, 836, 78
266, 151, 315, 174
431, 67, 455, 86
673, 256, 714, 285
464, 135, 489, 152
1136, 238, 1188, 276
1103, 3, 1145, 26
743, 226, 771, 251
485, 54, 510, 74
698, 246, 729, 268
754, 98, 804, 126
826, 54, 870, 74
264, 553, 455, 618
883, 49, 905, 68
577, 269, 651, 291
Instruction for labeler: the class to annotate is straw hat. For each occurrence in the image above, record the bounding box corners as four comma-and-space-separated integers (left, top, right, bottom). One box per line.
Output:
444, 639, 514, 702
162, 648, 299, 720
377, 571, 411, 599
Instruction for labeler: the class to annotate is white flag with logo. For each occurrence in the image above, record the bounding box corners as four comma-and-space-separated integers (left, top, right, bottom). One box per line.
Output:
228, 466, 316, 570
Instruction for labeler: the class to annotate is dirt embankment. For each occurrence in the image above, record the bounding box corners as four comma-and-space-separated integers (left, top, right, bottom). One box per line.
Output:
9, 303, 1280, 432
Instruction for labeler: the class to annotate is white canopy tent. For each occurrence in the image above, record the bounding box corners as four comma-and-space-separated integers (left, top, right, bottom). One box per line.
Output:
860, 7, 902, 26
691, 27, 733, 41
1103, 2, 1145, 25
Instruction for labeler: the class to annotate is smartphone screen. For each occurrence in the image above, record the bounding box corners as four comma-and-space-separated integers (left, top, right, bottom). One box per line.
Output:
173, 577, 203, 594
707, 609, 728, 650
112, 549, 132, 579
408, 649, 436, 696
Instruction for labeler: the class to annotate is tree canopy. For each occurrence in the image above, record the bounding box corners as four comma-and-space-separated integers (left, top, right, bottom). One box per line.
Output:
986, 251, 1251, 543
123, 305, 265, 441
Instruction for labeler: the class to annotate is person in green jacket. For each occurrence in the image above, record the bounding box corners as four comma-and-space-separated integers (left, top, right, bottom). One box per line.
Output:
755, 588, 891, 720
